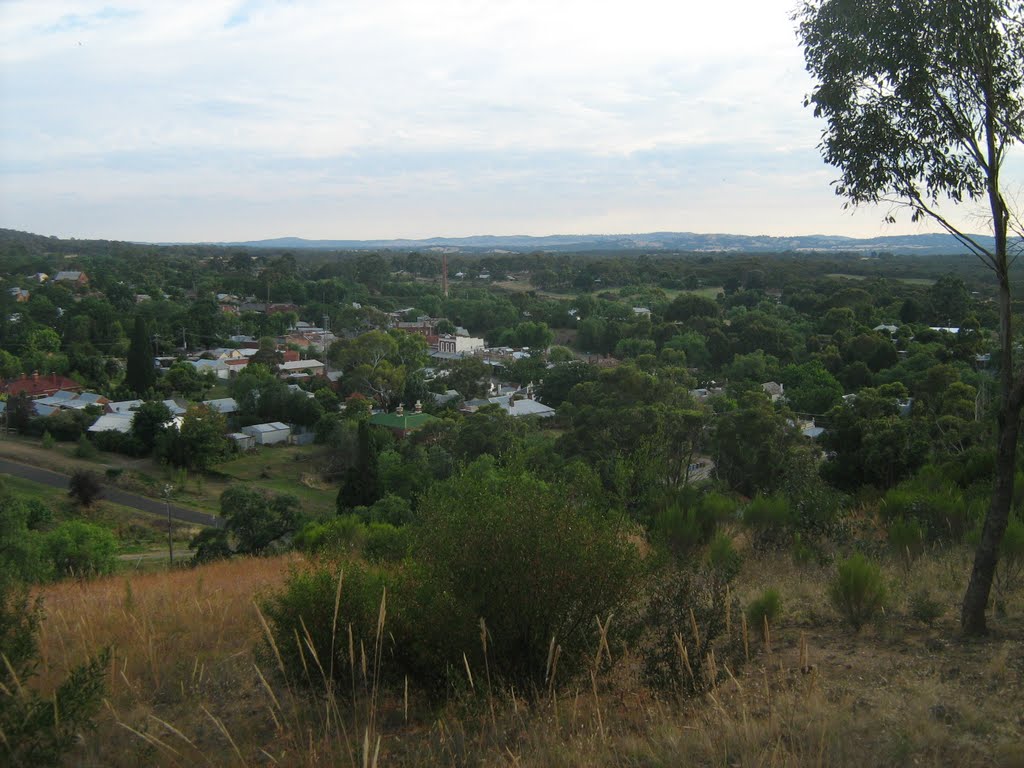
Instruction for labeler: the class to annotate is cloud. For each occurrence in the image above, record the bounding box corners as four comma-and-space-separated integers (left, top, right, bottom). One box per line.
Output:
0, 0, 1008, 241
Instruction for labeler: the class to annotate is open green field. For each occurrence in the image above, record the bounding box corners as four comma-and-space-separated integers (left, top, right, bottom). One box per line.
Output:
826, 272, 935, 286
214, 444, 336, 517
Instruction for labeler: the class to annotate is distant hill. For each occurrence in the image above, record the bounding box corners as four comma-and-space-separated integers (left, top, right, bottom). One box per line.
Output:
213, 231, 1000, 256
0, 227, 1007, 257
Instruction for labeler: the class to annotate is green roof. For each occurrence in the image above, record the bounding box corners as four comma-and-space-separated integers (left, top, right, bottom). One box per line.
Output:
369, 411, 439, 431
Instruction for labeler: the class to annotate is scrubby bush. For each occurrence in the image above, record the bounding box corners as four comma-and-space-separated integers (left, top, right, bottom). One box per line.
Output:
908, 588, 943, 626
655, 491, 733, 557
73, 434, 98, 459
829, 553, 887, 631
44, 521, 117, 578
294, 516, 367, 555
888, 517, 925, 565
638, 566, 743, 698
364, 523, 409, 563
413, 459, 642, 689
743, 494, 795, 550
746, 589, 782, 634
706, 533, 742, 582
41, 431, 55, 450
259, 560, 389, 690
0, 574, 109, 766
67, 470, 103, 508
993, 515, 1024, 615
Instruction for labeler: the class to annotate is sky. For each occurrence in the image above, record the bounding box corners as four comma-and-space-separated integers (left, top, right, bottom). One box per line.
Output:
0, 1, 1017, 243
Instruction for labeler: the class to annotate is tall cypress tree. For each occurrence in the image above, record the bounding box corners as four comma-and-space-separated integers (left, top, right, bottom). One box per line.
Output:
336, 420, 381, 512
125, 316, 156, 396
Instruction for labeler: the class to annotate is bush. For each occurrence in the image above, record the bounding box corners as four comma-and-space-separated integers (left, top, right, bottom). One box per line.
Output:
41, 431, 55, 450
67, 470, 103, 507
655, 492, 733, 557
294, 516, 367, 555
0, 574, 108, 766
888, 517, 925, 564
413, 460, 642, 689
706, 533, 742, 582
743, 494, 795, 550
993, 515, 1024, 615
259, 560, 389, 690
74, 434, 98, 460
828, 554, 887, 631
746, 588, 782, 633
44, 521, 117, 578
908, 588, 943, 626
364, 523, 409, 563
638, 566, 743, 697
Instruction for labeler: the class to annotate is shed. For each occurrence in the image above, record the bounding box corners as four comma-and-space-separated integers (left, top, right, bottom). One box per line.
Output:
241, 421, 291, 446
229, 432, 256, 451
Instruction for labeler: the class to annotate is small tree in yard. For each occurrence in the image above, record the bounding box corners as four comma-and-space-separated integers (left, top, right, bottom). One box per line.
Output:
799, 0, 1024, 634
67, 470, 103, 507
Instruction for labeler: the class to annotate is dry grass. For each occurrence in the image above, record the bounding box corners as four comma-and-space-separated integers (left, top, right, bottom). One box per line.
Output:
29, 547, 1024, 767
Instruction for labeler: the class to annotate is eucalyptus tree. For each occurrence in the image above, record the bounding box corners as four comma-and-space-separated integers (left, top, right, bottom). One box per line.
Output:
798, 0, 1023, 633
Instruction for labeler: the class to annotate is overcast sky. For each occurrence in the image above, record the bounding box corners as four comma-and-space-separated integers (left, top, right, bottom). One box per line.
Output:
0, 1, 1016, 243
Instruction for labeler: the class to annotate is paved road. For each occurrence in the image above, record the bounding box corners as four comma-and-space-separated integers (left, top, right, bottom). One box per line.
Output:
0, 458, 223, 528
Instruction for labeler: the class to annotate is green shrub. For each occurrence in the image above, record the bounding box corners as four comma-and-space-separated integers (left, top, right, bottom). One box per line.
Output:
41, 431, 56, 450
364, 523, 409, 563
413, 460, 641, 689
638, 566, 743, 698
74, 434, 98, 460
0, 574, 109, 766
907, 588, 943, 626
828, 553, 887, 631
44, 521, 117, 578
888, 517, 925, 564
746, 588, 782, 632
706, 533, 742, 582
294, 516, 366, 555
67, 470, 103, 507
791, 533, 817, 567
259, 560, 389, 690
655, 492, 732, 557
993, 516, 1024, 615
743, 494, 794, 549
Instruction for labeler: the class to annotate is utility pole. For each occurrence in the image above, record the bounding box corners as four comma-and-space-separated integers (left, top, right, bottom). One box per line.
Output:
163, 484, 174, 565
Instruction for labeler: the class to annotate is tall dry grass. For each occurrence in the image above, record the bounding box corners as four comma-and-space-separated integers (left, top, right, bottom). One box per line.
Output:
28, 547, 1024, 768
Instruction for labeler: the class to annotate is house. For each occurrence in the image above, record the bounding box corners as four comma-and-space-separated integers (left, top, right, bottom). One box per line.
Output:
435, 334, 485, 355
33, 391, 109, 411
8, 288, 29, 302
204, 397, 239, 414
632, 307, 652, 317
761, 381, 785, 402
1, 373, 83, 398
369, 402, 439, 438
106, 399, 144, 414
487, 393, 555, 418
278, 359, 326, 378
88, 413, 135, 434
53, 270, 88, 286
241, 421, 292, 446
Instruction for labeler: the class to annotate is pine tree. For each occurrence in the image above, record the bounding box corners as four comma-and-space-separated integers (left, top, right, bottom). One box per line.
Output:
336, 420, 380, 512
125, 316, 156, 396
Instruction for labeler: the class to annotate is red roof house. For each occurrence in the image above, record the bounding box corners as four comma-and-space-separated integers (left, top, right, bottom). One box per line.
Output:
1, 372, 83, 398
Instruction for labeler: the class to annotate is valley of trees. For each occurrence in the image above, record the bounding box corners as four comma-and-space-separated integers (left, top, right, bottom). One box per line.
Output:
1, 223, 1023, 765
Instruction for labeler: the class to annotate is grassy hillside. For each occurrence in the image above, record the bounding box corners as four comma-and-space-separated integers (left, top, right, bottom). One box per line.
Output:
30, 546, 1024, 767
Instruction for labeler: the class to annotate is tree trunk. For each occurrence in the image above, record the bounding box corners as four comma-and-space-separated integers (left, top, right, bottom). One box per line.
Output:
961, 130, 1014, 634
961, 400, 1019, 634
